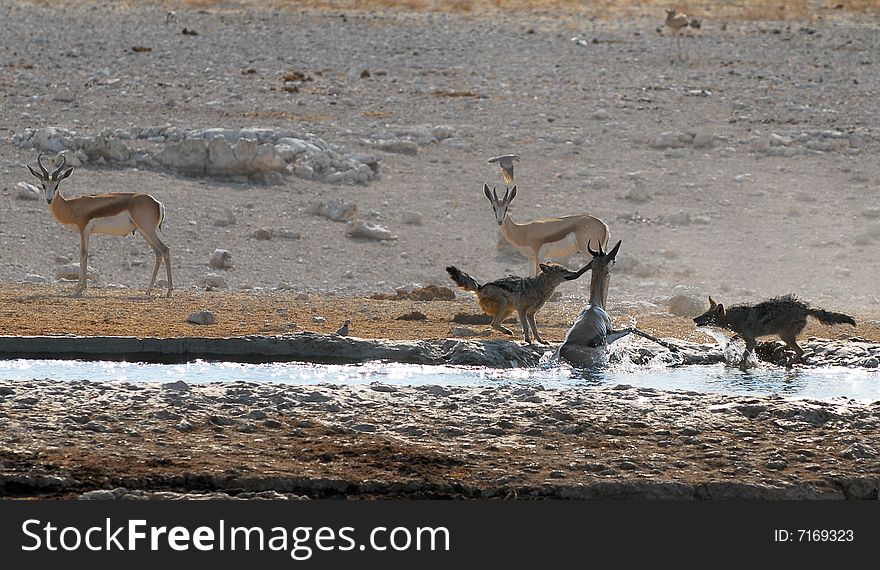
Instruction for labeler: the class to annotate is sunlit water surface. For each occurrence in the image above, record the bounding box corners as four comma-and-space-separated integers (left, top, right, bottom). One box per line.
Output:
1, 358, 877, 401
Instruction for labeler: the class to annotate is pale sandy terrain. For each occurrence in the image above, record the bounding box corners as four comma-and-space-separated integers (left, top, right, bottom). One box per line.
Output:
1, 1, 879, 500
0, 0, 878, 316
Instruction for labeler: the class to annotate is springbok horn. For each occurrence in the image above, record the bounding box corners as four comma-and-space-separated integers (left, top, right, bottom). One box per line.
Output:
492, 187, 500, 203
587, 239, 599, 257
502, 187, 509, 202
51, 154, 67, 179
36, 153, 49, 177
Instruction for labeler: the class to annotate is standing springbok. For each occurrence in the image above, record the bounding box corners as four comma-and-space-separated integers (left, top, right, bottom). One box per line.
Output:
27, 153, 173, 297
665, 8, 690, 61
554, 240, 674, 366
484, 184, 610, 276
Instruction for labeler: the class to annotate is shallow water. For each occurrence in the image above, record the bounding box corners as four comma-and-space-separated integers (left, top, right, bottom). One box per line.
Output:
1, 358, 877, 401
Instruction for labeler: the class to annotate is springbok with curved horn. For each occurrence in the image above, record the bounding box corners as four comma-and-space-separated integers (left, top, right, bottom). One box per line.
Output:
27, 153, 173, 297
484, 184, 610, 276
554, 240, 675, 366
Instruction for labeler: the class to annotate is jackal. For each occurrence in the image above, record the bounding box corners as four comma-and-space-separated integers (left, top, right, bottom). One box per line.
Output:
693, 295, 856, 361
446, 263, 588, 344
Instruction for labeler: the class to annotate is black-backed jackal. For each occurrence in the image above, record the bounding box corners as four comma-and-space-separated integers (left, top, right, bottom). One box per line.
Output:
446, 263, 588, 344
693, 295, 856, 363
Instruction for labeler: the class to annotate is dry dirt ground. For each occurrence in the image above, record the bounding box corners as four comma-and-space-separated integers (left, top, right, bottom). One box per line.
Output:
2, 283, 879, 343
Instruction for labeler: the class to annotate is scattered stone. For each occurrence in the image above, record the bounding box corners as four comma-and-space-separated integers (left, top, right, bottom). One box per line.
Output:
16, 182, 41, 200
208, 249, 234, 269
668, 294, 705, 317
187, 311, 216, 325
252, 228, 274, 240
841, 443, 878, 459
402, 211, 424, 225
213, 208, 237, 227
54, 263, 100, 283
395, 311, 427, 321
275, 228, 302, 240
450, 326, 483, 338
308, 197, 357, 222
346, 220, 397, 241
163, 381, 190, 392
201, 273, 228, 290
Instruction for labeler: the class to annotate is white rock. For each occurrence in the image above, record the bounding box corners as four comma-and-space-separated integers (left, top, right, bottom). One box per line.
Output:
208, 249, 234, 270
55, 263, 100, 282
346, 220, 397, 241
15, 182, 41, 201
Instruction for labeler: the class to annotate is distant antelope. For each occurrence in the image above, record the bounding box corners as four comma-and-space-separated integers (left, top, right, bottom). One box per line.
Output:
554, 240, 675, 366
483, 184, 610, 276
665, 8, 690, 61
27, 153, 173, 297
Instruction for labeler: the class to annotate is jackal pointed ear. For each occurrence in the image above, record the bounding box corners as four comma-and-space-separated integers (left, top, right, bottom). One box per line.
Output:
538, 263, 551, 273
716, 304, 725, 317
708, 296, 716, 309
509, 186, 517, 201
26, 165, 42, 179
59, 167, 74, 180
483, 183, 492, 201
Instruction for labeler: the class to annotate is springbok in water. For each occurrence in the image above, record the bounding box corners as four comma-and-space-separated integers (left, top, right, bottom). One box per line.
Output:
554, 240, 674, 366
483, 184, 610, 276
27, 153, 173, 297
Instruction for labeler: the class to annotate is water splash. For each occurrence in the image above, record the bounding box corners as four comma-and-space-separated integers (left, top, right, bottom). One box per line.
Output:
697, 327, 759, 369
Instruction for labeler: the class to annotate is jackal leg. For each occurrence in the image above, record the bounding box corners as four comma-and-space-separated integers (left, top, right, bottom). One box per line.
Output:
525, 311, 547, 345
517, 308, 532, 344
780, 333, 805, 359
490, 298, 514, 336
741, 336, 758, 369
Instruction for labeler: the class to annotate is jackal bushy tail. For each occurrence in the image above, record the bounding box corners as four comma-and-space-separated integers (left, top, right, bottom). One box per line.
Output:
808, 308, 856, 327
445, 266, 480, 292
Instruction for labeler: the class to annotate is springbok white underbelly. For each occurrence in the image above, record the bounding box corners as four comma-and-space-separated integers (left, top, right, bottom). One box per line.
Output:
87, 212, 136, 237
538, 234, 580, 260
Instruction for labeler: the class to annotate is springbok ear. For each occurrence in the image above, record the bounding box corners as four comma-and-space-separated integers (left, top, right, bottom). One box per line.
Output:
26, 165, 42, 179
483, 183, 492, 201
59, 167, 74, 180
708, 296, 716, 308
509, 186, 517, 201
607, 240, 622, 259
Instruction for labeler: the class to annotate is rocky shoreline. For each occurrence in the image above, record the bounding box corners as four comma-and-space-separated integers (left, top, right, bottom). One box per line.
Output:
1, 375, 878, 500
1, 333, 879, 369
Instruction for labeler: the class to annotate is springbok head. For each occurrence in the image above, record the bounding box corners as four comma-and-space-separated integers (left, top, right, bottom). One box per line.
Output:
578, 239, 622, 275
693, 296, 725, 327
26, 153, 74, 205
483, 183, 517, 226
